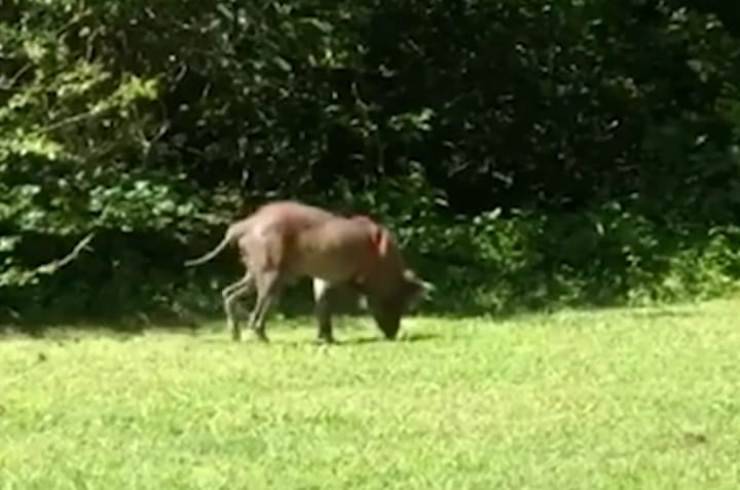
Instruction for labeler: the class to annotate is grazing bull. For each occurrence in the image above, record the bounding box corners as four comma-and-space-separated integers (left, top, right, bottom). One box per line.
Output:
185, 201, 431, 343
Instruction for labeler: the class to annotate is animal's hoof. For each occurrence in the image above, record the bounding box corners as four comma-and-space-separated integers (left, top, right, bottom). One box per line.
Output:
254, 331, 270, 343
228, 322, 241, 341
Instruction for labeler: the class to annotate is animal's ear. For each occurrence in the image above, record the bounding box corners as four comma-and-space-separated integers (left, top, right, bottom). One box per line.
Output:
371, 226, 390, 257
402, 269, 434, 309
403, 269, 434, 292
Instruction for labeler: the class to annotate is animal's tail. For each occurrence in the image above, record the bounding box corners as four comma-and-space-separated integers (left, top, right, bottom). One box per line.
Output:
184, 227, 235, 267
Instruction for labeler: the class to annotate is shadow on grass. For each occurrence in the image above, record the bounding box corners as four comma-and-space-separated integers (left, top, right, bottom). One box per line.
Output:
337, 331, 440, 346
192, 325, 440, 347
1, 282, 721, 340
0, 316, 192, 340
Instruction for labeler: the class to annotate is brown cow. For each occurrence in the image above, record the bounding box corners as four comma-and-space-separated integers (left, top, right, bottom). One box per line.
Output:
185, 201, 431, 343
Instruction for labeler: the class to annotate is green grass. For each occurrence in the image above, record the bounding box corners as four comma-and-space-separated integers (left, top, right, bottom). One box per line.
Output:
2, 300, 740, 489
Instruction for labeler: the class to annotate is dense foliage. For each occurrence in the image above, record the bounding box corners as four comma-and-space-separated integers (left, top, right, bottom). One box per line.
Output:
2, 0, 740, 323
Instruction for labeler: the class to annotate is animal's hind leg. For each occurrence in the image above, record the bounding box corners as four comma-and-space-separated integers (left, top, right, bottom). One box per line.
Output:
223, 272, 254, 341
221, 272, 251, 301
248, 270, 283, 343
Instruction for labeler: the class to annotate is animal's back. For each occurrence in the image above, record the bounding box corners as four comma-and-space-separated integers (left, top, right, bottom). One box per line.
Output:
291, 217, 373, 282
248, 201, 337, 237
237, 200, 340, 273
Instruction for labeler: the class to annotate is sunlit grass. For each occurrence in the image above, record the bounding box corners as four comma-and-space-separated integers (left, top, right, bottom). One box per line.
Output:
2, 299, 740, 489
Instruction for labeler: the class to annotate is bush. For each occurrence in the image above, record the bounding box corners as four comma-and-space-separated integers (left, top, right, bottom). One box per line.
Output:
2, 0, 740, 324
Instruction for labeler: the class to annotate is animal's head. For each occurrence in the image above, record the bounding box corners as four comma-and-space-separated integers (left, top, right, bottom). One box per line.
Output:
368, 268, 434, 340
355, 218, 433, 339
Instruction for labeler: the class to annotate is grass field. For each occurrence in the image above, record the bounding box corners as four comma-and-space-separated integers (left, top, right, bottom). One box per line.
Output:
2, 299, 740, 489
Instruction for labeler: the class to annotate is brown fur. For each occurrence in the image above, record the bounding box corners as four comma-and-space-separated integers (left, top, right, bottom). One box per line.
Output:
185, 201, 431, 343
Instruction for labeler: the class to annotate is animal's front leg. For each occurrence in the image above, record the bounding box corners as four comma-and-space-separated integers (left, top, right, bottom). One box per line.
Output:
313, 278, 337, 344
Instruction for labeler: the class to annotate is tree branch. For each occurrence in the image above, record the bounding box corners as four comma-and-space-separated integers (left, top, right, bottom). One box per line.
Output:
36, 233, 95, 275
34, 109, 104, 135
